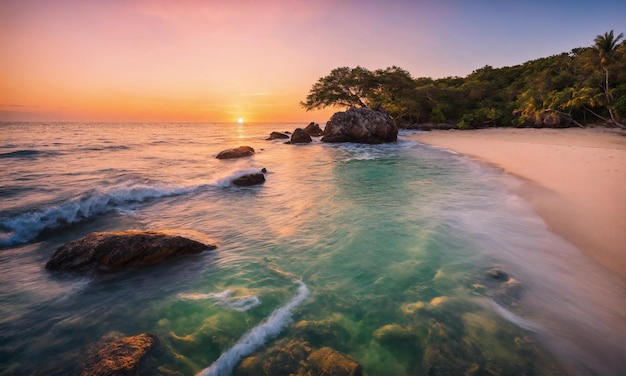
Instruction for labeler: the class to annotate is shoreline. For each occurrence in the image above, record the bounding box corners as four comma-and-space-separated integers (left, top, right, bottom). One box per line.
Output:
410, 127, 626, 279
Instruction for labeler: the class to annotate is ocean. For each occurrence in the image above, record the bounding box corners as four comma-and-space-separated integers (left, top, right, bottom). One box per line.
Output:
0, 122, 624, 375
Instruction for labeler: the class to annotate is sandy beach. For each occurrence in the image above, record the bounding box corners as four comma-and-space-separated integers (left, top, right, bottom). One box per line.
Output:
412, 127, 626, 279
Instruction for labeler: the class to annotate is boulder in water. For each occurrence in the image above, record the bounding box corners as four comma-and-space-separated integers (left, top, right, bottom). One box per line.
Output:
216, 146, 255, 159
232, 172, 266, 186
290, 128, 312, 144
45, 231, 215, 273
267, 131, 290, 140
322, 107, 398, 144
304, 122, 323, 137
80, 333, 158, 376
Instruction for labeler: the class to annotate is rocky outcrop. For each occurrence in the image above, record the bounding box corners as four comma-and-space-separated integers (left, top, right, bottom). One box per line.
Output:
232, 172, 265, 186
290, 128, 313, 144
216, 146, 255, 159
80, 333, 158, 376
236, 339, 362, 376
322, 107, 397, 144
267, 131, 290, 140
45, 231, 215, 273
304, 122, 323, 137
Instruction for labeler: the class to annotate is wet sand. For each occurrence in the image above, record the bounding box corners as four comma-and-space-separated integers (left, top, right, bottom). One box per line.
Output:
412, 127, 626, 279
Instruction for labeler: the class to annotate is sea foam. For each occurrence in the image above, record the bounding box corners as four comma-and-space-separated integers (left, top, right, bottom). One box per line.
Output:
211, 168, 266, 188
0, 182, 195, 246
197, 281, 309, 376
179, 289, 261, 312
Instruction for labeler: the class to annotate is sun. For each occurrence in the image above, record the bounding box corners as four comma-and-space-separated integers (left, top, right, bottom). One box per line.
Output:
237, 117, 244, 124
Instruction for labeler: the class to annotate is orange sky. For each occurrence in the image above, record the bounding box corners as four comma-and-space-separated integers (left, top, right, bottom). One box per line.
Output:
1, 0, 625, 123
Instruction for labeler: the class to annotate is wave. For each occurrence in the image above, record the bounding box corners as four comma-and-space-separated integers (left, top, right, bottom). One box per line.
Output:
332, 139, 418, 162
211, 168, 267, 188
0, 182, 196, 247
0, 168, 267, 246
197, 281, 309, 376
179, 289, 261, 312
0, 149, 58, 159
489, 299, 542, 333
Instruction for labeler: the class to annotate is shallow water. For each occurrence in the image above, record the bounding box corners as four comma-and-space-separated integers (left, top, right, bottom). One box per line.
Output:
0, 122, 624, 375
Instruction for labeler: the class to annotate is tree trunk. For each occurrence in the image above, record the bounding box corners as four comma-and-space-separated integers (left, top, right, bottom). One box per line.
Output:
601, 68, 625, 128
546, 109, 584, 128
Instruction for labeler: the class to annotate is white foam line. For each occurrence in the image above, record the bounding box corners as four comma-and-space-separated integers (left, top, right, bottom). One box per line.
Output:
197, 281, 309, 376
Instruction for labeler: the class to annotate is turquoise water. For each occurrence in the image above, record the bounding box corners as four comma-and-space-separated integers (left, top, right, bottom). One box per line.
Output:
0, 123, 624, 375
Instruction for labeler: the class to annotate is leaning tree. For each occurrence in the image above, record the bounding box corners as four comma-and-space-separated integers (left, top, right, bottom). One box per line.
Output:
593, 30, 625, 128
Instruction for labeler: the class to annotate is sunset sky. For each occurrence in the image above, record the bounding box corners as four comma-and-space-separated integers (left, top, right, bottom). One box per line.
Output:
1, 0, 625, 123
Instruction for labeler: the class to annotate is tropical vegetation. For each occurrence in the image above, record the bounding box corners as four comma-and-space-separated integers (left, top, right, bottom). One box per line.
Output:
301, 31, 626, 129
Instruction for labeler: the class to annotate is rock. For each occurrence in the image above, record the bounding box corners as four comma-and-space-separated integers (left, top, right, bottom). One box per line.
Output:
81, 333, 158, 376
290, 128, 313, 144
237, 339, 312, 376
232, 172, 265, 186
236, 338, 362, 376
216, 146, 255, 159
45, 231, 215, 273
292, 319, 351, 347
307, 347, 363, 376
304, 122, 323, 137
267, 131, 290, 140
487, 268, 509, 281
322, 107, 398, 144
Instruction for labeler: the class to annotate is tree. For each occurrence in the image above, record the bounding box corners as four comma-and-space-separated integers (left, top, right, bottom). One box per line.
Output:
593, 30, 625, 127
300, 66, 376, 110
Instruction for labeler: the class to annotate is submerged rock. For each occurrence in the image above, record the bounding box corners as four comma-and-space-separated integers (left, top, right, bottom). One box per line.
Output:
45, 231, 215, 273
290, 128, 313, 144
236, 338, 361, 376
80, 333, 158, 376
292, 318, 351, 346
232, 172, 266, 186
307, 347, 362, 376
216, 146, 255, 159
304, 122, 323, 137
267, 131, 290, 140
322, 107, 398, 144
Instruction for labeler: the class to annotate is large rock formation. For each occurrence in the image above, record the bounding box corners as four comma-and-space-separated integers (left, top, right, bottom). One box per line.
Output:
216, 146, 255, 159
290, 128, 313, 144
322, 107, 398, 144
46, 231, 215, 273
304, 122, 323, 137
80, 333, 158, 376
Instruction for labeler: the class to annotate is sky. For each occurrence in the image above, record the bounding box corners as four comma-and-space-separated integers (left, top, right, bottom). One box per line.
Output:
1, 0, 625, 123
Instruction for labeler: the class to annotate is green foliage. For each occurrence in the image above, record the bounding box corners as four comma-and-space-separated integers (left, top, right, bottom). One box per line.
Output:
302, 30, 626, 128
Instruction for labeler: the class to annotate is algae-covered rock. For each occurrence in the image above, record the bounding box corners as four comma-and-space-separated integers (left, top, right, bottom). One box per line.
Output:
80, 333, 158, 376
307, 347, 362, 376
46, 231, 215, 274
292, 318, 351, 347
235, 338, 361, 376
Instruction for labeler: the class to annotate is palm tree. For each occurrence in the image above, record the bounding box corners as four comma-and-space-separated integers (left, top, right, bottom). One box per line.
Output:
593, 30, 625, 127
